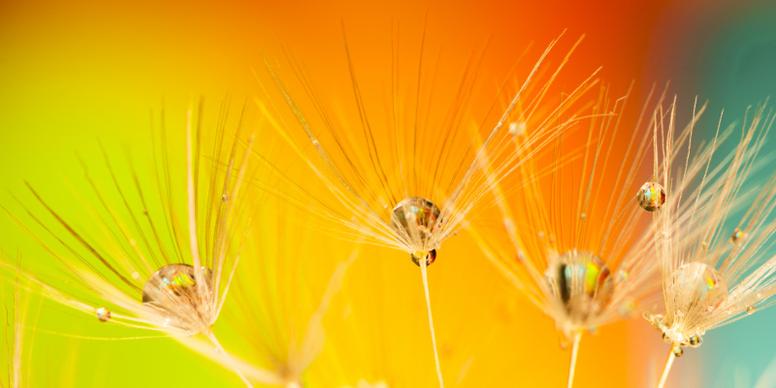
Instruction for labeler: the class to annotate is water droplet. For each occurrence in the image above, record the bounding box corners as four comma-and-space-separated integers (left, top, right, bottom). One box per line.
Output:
142, 264, 214, 334
669, 262, 727, 314
508, 121, 526, 136
131, 271, 141, 280
391, 197, 442, 253
746, 305, 756, 315
637, 181, 666, 211
96, 307, 111, 322
672, 345, 684, 357
687, 334, 702, 347
221, 194, 229, 202
142, 264, 211, 304
410, 249, 437, 267
579, 212, 587, 220
546, 250, 613, 319
730, 228, 746, 244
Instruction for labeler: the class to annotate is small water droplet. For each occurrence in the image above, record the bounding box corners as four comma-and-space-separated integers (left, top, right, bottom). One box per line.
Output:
579, 212, 587, 220
508, 121, 527, 136
221, 194, 229, 202
391, 197, 442, 256
96, 307, 111, 322
746, 305, 756, 315
410, 250, 437, 267
730, 228, 746, 244
687, 334, 702, 347
637, 182, 666, 211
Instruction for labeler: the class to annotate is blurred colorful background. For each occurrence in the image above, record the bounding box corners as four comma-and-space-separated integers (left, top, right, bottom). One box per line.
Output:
1, 0, 774, 387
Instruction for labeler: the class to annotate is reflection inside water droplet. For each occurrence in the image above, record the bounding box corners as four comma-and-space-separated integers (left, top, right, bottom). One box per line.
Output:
637, 181, 666, 211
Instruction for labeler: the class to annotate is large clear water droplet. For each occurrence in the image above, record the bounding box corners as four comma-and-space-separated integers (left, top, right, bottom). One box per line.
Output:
141, 264, 214, 335
391, 197, 442, 253
142, 264, 210, 304
637, 181, 666, 211
546, 250, 613, 321
669, 262, 727, 314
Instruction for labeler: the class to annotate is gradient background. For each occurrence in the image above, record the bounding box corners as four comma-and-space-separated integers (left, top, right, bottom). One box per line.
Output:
1, 0, 775, 387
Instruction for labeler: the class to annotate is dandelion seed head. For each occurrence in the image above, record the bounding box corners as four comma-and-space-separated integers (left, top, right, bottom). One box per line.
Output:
649, 262, 727, 348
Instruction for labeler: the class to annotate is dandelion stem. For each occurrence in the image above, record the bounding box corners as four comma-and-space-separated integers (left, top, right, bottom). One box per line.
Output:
205, 330, 254, 388
567, 332, 582, 388
419, 259, 445, 388
657, 346, 677, 388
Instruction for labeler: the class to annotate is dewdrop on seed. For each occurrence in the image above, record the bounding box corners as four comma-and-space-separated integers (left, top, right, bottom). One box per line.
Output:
391, 197, 442, 266
637, 181, 666, 211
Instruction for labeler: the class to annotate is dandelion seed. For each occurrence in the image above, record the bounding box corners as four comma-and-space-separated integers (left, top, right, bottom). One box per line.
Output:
257, 31, 602, 388
641, 101, 776, 388
2, 104, 274, 387
470, 86, 671, 388
223, 202, 363, 387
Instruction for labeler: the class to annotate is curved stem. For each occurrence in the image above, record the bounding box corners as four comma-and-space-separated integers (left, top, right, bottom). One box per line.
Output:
419, 259, 445, 388
567, 332, 582, 388
205, 331, 254, 387
657, 346, 677, 388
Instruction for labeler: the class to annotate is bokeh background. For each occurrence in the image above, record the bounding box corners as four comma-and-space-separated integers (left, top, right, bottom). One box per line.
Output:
1, 0, 774, 387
